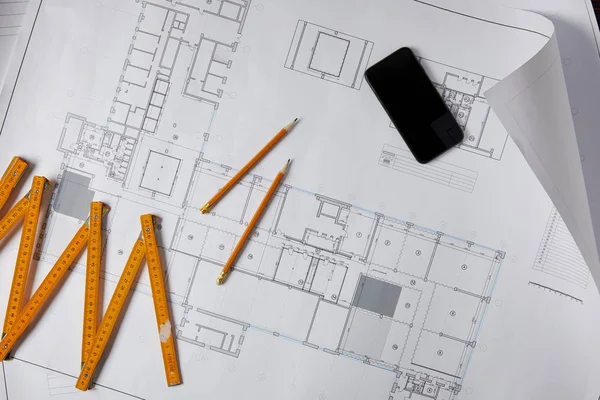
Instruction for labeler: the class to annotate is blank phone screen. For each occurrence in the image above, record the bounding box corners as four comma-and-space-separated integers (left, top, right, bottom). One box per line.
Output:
365, 47, 464, 163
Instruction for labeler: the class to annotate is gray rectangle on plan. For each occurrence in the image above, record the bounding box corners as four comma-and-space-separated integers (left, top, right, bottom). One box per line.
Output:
352, 275, 401, 317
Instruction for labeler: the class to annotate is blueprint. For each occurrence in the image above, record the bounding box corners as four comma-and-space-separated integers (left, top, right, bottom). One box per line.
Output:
0, 0, 599, 399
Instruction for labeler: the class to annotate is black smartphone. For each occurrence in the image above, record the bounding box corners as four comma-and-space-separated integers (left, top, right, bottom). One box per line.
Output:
365, 47, 464, 163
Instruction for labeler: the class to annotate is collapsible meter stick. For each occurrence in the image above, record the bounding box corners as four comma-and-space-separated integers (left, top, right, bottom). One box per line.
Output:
76, 214, 181, 390
0, 158, 34, 245
2, 175, 51, 339
0, 202, 109, 359
82, 201, 105, 366
0, 157, 28, 212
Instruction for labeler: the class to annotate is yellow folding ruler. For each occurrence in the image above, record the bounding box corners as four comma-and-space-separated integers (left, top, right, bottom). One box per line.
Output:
2, 175, 51, 339
76, 214, 181, 390
0, 157, 31, 244
0, 157, 28, 212
82, 201, 105, 366
0, 202, 108, 359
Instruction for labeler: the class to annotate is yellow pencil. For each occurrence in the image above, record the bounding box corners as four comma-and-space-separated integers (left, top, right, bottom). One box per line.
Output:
216, 159, 291, 285
201, 119, 298, 214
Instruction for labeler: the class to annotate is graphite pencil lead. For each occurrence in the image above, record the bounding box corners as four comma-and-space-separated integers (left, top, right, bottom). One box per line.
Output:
283, 118, 299, 131
281, 159, 292, 174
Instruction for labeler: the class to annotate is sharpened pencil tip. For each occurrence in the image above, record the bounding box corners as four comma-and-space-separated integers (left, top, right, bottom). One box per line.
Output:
283, 118, 299, 132
281, 159, 292, 174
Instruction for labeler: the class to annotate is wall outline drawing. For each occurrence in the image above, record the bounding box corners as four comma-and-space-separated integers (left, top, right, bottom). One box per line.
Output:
32, 2, 505, 399
284, 20, 374, 90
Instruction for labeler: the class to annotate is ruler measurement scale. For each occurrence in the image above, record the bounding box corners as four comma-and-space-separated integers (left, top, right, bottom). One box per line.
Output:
2, 176, 48, 337
82, 202, 103, 365
0, 202, 108, 361
141, 214, 181, 386
0, 160, 182, 389
76, 239, 146, 390
0, 182, 52, 243
0, 196, 29, 242
77, 215, 181, 390
0, 157, 27, 212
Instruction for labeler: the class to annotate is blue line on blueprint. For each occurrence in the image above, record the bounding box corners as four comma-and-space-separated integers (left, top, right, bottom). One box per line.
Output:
197, 157, 498, 252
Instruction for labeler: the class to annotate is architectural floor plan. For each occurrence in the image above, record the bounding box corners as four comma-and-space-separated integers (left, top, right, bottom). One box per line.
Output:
12, 1, 507, 399
7, 0, 600, 399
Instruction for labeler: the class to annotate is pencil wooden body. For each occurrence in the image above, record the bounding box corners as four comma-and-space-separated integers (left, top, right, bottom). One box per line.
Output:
201, 120, 296, 214
217, 162, 288, 284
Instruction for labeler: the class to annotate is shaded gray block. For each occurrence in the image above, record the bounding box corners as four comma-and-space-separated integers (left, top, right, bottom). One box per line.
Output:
53, 170, 95, 220
352, 275, 402, 318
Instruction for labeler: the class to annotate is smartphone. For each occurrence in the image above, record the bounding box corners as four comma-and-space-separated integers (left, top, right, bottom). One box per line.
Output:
365, 47, 464, 163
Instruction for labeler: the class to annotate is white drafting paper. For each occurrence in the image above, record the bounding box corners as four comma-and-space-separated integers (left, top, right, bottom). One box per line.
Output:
0, 1, 40, 119
486, 0, 600, 293
483, 3, 600, 396
0, 362, 6, 400
485, 20, 600, 289
0, 0, 31, 91
0, 0, 599, 399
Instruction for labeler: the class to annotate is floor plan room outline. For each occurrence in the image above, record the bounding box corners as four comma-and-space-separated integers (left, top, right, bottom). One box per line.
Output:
284, 20, 374, 90
35, 1, 507, 398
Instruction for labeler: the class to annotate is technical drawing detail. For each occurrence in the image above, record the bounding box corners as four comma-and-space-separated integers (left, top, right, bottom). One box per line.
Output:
31, 1, 505, 399
379, 144, 479, 193
533, 207, 588, 288
285, 20, 373, 90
